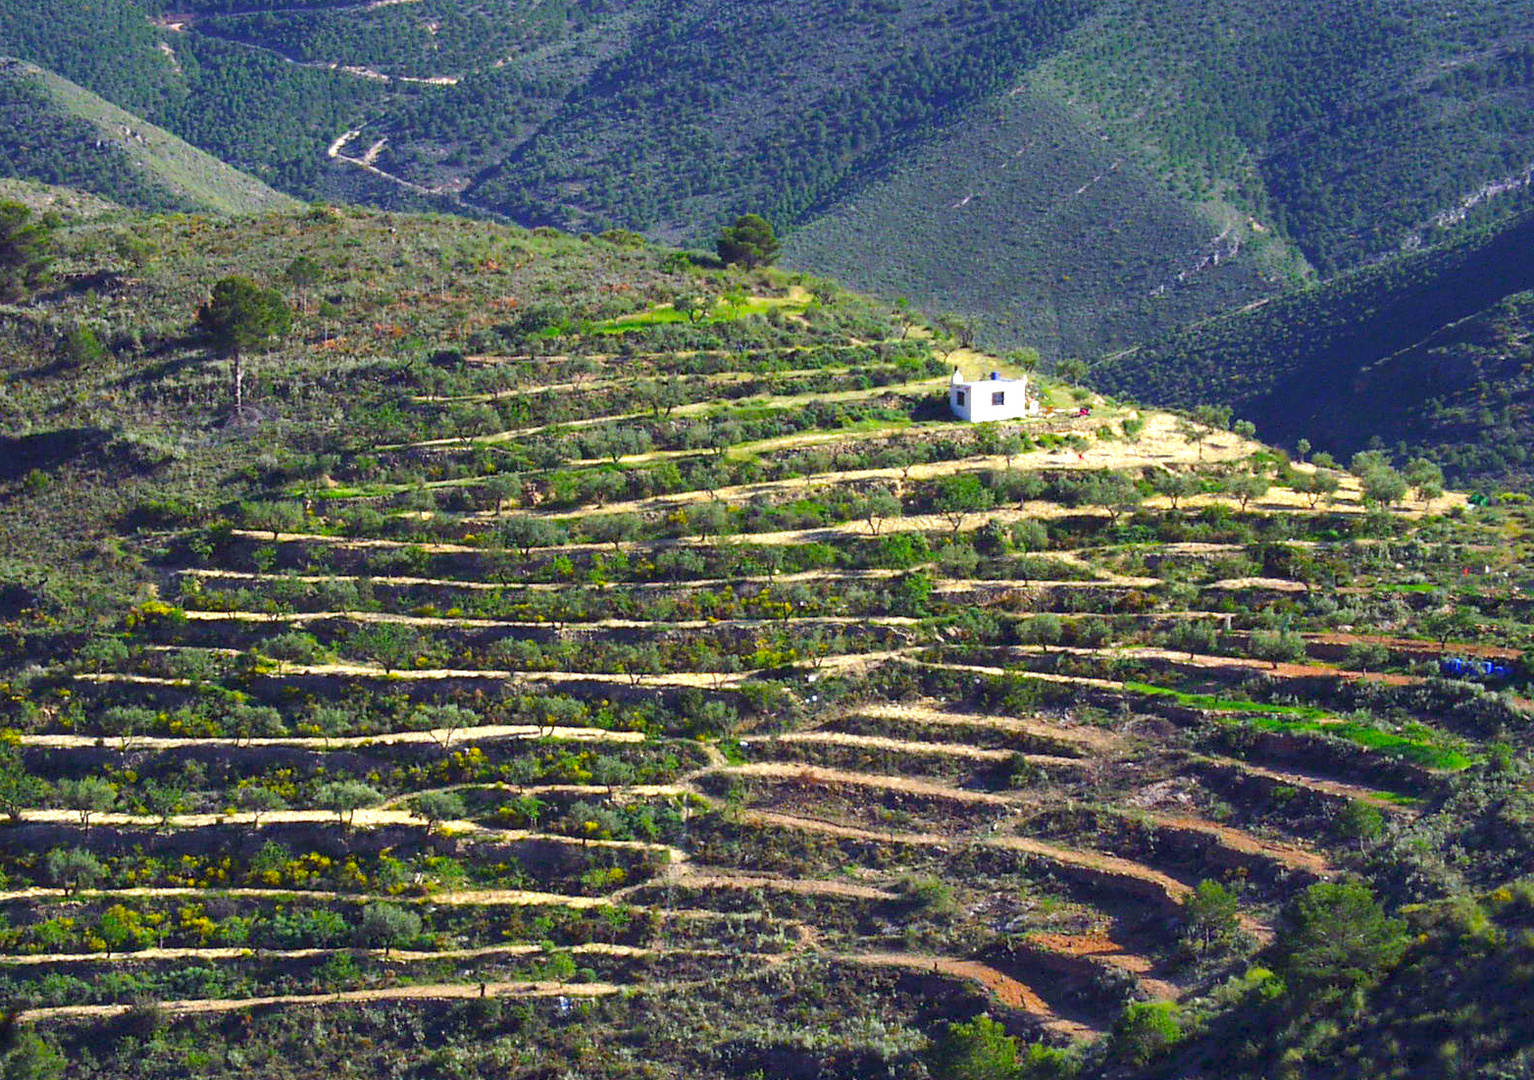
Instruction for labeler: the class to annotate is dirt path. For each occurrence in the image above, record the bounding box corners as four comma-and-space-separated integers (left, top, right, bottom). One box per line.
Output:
9, 945, 1097, 1033
234, 482, 1443, 566
178, 565, 910, 593
17, 723, 643, 751
1120, 808, 1329, 876
720, 762, 1327, 878
768, 730, 1070, 765
414, 364, 874, 406
665, 868, 897, 901
390, 379, 946, 452
326, 125, 456, 193
79, 664, 756, 690
230, 527, 481, 553
0, 940, 673, 969
378, 782, 689, 810
721, 763, 1013, 806
457, 413, 1264, 525
179, 608, 919, 631
17, 810, 683, 865
985, 642, 1429, 691
1309, 631, 1521, 661
734, 805, 1191, 910
921, 658, 1129, 692
15, 978, 631, 1022
846, 951, 1095, 1036
1009, 932, 1180, 1001
464, 341, 892, 367
0, 883, 625, 909
1190, 754, 1417, 812
225, 495, 1347, 563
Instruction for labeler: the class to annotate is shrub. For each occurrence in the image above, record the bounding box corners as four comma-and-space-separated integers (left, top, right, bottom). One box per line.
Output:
1273, 882, 1407, 1004
1110, 1001, 1182, 1066
2, 1033, 65, 1080
897, 874, 956, 919
44, 849, 105, 895
1182, 879, 1241, 953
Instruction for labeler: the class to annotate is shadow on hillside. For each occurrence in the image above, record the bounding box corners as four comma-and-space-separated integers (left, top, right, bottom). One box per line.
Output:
33, 270, 127, 304
0, 428, 106, 482
128, 338, 212, 385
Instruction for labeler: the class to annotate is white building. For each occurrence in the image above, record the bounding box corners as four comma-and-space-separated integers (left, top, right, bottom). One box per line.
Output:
948, 368, 1038, 422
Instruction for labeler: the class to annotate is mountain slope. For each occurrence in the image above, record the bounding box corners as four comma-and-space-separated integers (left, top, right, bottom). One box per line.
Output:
1032, 0, 1534, 275
4, 1, 1534, 357
782, 86, 1283, 359
1088, 209, 1534, 488
0, 59, 298, 215
0, 188, 1532, 1080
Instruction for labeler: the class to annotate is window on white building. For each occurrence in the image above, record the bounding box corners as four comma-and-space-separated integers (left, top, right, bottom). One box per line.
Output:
955, 390, 966, 406
991, 391, 1005, 406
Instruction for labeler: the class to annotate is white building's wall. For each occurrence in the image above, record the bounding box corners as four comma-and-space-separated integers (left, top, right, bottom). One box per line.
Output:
949, 376, 1033, 422
949, 384, 974, 421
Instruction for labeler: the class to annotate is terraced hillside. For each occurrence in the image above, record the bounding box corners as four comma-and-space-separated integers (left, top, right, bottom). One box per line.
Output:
1, 195, 1533, 1078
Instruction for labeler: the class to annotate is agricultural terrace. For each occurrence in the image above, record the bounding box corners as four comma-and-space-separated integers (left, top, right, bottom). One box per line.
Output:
0, 200, 1531, 1077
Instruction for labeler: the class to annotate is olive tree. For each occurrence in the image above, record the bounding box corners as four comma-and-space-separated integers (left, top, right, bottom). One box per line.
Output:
45, 848, 105, 896
55, 777, 116, 830
932, 474, 995, 534
317, 780, 382, 827
1250, 628, 1306, 669
358, 901, 422, 957
413, 791, 466, 831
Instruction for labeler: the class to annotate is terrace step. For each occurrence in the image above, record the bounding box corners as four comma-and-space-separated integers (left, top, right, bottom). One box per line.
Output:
842, 951, 1100, 1038
734, 807, 1192, 911
768, 730, 1083, 766
714, 764, 1329, 880
856, 701, 1120, 752
16, 724, 645, 751
14, 977, 635, 1023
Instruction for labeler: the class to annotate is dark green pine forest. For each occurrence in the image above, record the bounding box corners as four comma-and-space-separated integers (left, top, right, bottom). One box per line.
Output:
3, 0, 1534, 358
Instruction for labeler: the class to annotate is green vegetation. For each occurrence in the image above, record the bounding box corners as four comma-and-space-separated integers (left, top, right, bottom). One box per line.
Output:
4, 0, 1532, 365
0, 197, 55, 300
716, 214, 780, 270
0, 188, 1530, 1079
0, 59, 297, 215
1092, 209, 1534, 490
196, 275, 293, 413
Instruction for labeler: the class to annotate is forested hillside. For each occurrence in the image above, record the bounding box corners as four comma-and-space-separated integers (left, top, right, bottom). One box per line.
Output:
0, 60, 297, 215
0, 0, 384, 196
1034, 0, 1534, 274
4, 0, 1533, 356
780, 86, 1280, 361
1089, 210, 1534, 490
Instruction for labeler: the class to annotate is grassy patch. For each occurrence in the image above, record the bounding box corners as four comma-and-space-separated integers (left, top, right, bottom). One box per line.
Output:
1123, 681, 1331, 720
595, 297, 806, 335
1246, 716, 1474, 771
1125, 681, 1471, 769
